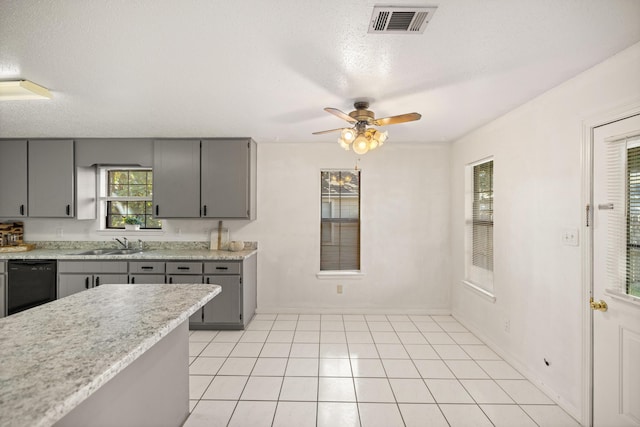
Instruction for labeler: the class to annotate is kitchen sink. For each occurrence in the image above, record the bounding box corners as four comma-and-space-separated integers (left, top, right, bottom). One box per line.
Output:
110, 249, 145, 255
70, 248, 147, 255
73, 249, 119, 255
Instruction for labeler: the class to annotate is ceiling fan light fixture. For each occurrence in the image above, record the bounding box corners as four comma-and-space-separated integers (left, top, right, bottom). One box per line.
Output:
353, 134, 370, 155
313, 101, 420, 155
338, 137, 351, 150
341, 128, 356, 142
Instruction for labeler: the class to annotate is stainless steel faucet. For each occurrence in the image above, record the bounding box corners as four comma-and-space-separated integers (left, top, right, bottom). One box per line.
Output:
114, 237, 129, 249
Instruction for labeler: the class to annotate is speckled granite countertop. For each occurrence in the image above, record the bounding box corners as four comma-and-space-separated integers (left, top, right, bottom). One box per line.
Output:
0, 248, 257, 260
0, 283, 221, 427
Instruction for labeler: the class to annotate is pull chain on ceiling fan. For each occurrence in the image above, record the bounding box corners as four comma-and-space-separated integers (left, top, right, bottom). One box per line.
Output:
313, 101, 421, 154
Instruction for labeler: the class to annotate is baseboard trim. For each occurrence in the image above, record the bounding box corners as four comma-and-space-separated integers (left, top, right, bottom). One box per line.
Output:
255, 307, 452, 315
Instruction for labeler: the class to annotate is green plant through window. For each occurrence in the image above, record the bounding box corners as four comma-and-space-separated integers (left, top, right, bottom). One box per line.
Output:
106, 169, 161, 229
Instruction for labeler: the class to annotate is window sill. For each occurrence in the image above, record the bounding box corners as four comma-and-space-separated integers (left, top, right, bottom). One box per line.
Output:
95, 229, 166, 236
316, 271, 365, 280
461, 280, 496, 303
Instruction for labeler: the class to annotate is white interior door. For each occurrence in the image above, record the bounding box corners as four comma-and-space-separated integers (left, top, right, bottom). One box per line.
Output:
593, 114, 640, 427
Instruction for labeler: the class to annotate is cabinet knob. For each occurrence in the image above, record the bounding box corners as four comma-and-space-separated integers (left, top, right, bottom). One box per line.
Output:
20, 205, 25, 216
66, 204, 71, 216
155, 205, 159, 216
203, 205, 207, 216
85, 277, 90, 289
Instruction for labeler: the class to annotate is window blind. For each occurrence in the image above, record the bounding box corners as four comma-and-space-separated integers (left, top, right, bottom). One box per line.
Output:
320, 171, 360, 271
607, 136, 640, 297
472, 160, 494, 271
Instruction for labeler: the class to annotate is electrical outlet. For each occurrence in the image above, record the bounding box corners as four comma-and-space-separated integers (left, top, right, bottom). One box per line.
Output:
562, 228, 579, 246
337, 284, 343, 294
503, 319, 510, 333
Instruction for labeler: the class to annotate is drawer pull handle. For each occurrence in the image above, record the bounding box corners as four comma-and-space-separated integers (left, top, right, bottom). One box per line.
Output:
131, 277, 135, 284
169, 277, 173, 284
66, 204, 71, 216
177, 266, 190, 271
216, 266, 229, 270
85, 277, 90, 289
141, 266, 154, 270
20, 205, 25, 215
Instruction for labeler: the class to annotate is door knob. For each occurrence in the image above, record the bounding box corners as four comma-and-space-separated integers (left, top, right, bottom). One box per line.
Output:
590, 297, 608, 312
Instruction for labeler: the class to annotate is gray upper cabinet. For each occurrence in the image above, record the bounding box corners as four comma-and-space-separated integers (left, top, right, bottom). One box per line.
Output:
152, 139, 201, 218
201, 139, 255, 219
153, 138, 256, 219
28, 140, 75, 218
0, 140, 28, 217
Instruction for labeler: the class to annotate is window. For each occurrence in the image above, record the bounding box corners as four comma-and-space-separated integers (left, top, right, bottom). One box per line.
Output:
101, 168, 161, 229
627, 141, 640, 297
320, 170, 360, 271
465, 159, 494, 293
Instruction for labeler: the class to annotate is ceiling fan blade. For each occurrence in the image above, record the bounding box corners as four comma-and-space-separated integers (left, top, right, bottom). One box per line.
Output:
373, 112, 422, 127
325, 107, 358, 124
312, 127, 347, 135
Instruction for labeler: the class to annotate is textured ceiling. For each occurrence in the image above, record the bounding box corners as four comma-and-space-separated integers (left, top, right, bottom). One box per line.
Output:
1, 0, 639, 144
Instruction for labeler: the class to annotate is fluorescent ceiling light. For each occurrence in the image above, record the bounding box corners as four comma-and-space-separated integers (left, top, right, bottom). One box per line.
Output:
0, 80, 52, 100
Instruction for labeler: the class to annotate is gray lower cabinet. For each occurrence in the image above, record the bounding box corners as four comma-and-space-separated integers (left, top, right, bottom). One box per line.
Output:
202, 275, 241, 324
190, 254, 257, 330
0, 261, 6, 317
130, 274, 165, 284
58, 261, 128, 298
129, 261, 165, 284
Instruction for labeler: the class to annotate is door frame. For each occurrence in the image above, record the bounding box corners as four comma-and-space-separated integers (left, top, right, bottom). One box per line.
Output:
581, 101, 640, 427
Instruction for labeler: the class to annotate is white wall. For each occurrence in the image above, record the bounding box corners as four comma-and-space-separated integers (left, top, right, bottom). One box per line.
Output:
23, 141, 452, 313
450, 41, 640, 421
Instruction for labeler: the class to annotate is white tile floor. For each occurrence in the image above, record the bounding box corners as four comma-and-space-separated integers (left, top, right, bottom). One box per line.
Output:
184, 314, 581, 427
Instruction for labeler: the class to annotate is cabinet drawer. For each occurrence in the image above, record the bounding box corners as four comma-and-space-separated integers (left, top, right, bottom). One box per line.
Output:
167, 274, 203, 284
204, 262, 241, 275
166, 262, 202, 275
58, 261, 127, 274
129, 261, 165, 274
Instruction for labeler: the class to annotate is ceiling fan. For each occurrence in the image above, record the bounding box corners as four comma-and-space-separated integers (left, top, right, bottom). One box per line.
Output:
313, 101, 421, 154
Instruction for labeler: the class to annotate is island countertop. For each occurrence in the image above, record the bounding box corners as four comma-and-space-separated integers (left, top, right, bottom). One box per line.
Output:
0, 283, 221, 427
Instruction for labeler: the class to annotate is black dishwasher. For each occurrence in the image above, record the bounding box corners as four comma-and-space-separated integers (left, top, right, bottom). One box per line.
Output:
8, 260, 57, 315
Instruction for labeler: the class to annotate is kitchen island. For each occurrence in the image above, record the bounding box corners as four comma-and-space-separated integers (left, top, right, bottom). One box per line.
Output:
0, 283, 221, 427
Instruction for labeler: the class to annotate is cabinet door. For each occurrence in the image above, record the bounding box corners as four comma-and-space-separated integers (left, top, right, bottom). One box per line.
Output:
58, 274, 91, 298
130, 274, 166, 284
0, 140, 28, 217
0, 274, 5, 317
167, 274, 203, 284
189, 308, 203, 325
93, 274, 128, 287
201, 139, 250, 218
202, 275, 241, 324
28, 140, 75, 217
153, 139, 201, 218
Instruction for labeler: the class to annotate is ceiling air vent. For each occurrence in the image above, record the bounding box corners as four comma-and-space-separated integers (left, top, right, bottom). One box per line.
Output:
368, 6, 437, 34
